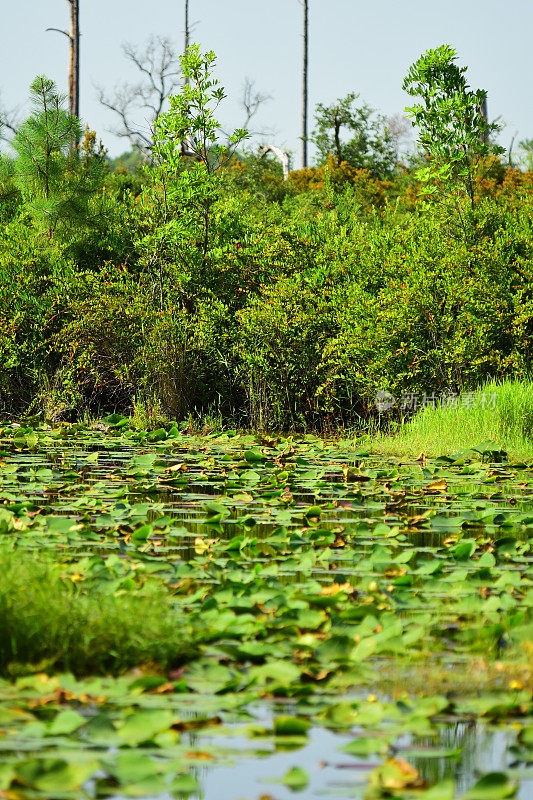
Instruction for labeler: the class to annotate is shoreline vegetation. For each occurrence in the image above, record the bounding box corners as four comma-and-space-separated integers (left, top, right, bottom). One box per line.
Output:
6, 377, 533, 462
0, 42, 532, 800
1, 48, 532, 439
363, 378, 533, 462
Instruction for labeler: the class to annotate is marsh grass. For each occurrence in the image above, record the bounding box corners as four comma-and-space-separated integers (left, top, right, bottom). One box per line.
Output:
0, 551, 196, 676
366, 378, 533, 460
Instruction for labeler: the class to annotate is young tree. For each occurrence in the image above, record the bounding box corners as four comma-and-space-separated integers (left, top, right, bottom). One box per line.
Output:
311, 92, 398, 177
403, 45, 503, 210
11, 76, 105, 239
138, 45, 249, 309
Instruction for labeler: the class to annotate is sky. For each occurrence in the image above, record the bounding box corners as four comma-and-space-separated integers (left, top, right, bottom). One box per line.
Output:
2, 0, 532, 163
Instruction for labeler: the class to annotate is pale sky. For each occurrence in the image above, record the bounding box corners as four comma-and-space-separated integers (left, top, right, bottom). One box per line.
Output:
2, 1, 532, 162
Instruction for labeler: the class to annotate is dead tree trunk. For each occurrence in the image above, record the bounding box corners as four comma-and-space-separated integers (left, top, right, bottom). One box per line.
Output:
46, 0, 80, 130
480, 97, 488, 146
69, 0, 80, 119
333, 108, 342, 165
260, 145, 292, 180
302, 0, 309, 169
184, 0, 190, 85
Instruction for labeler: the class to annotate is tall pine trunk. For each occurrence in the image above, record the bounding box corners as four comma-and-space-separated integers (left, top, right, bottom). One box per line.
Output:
68, 0, 80, 120
184, 0, 190, 86
302, 0, 309, 168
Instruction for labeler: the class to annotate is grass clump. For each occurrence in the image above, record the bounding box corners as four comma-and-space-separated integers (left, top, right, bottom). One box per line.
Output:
369, 378, 533, 460
0, 551, 196, 676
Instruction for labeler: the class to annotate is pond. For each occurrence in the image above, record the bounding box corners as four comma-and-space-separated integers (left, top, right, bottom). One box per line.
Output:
0, 421, 531, 799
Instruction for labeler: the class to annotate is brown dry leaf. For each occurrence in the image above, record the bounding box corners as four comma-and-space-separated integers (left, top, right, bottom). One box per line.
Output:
194, 537, 218, 554
416, 452, 426, 462
486, 470, 511, 480
302, 668, 331, 682
28, 688, 105, 708
385, 489, 407, 500
385, 567, 406, 578
173, 715, 221, 732
232, 491, 254, 502
321, 582, 354, 596
342, 465, 371, 483
151, 682, 176, 694
425, 478, 448, 493
185, 751, 216, 760
378, 758, 424, 790
259, 436, 281, 447
166, 463, 188, 473
277, 446, 296, 462
407, 512, 431, 527
78, 692, 107, 704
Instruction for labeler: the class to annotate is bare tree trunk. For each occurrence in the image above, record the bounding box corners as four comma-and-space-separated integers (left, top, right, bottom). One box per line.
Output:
333, 108, 342, 165
46, 0, 80, 130
184, 0, 190, 86
480, 97, 488, 146
67, 0, 80, 119
260, 145, 292, 180
302, 0, 309, 169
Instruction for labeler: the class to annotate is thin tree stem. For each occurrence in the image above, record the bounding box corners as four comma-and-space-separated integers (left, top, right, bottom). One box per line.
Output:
302, 0, 309, 169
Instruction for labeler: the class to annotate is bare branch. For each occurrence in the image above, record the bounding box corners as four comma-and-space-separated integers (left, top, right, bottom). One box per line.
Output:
384, 113, 413, 162
0, 94, 20, 143
241, 77, 271, 130
46, 27, 73, 41
96, 35, 182, 156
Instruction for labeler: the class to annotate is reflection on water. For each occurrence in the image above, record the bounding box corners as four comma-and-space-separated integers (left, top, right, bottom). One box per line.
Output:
188, 718, 532, 800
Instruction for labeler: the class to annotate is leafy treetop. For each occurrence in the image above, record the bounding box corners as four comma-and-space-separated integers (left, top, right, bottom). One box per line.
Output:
403, 45, 504, 208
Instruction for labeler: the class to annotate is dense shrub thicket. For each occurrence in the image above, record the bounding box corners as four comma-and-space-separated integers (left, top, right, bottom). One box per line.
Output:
2, 158, 532, 429
1, 52, 533, 430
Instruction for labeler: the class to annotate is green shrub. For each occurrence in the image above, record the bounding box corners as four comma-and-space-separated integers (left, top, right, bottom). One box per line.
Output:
371, 378, 533, 460
0, 550, 196, 676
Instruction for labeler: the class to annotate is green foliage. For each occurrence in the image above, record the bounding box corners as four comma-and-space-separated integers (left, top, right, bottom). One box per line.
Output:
11, 76, 106, 239
0, 549, 196, 675
108, 148, 145, 173
0, 424, 530, 798
403, 45, 504, 210
226, 148, 294, 204
0, 155, 22, 223
154, 44, 249, 173
237, 275, 337, 428
1, 44, 532, 432
373, 378, 533, 461
137, 44, 250, 310
312, 92, 398, 177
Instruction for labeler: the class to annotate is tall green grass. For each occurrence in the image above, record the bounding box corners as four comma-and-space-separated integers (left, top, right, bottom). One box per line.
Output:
0, 551, 196, 676
368, 378, 533, 460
